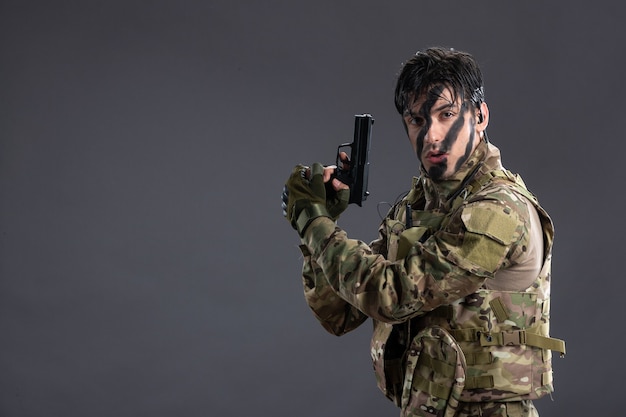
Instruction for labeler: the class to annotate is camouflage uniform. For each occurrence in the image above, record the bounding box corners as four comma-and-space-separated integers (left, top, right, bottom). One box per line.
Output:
298, 140, 565, 417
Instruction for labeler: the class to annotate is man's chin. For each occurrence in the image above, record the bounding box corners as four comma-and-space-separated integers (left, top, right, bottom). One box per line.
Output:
427, 163, 448, 181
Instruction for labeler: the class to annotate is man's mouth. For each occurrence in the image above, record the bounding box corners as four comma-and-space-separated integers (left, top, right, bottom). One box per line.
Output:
425, 150, 448, 164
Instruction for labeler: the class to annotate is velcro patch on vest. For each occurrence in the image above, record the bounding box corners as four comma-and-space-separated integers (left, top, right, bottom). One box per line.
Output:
459, 204, 519, 272
461, 204, 518, 245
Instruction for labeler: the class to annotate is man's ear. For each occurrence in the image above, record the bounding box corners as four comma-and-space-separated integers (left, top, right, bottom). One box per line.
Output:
476, 102, 489, 134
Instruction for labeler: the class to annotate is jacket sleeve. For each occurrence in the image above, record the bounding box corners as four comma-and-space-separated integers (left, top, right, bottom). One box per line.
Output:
300, 244, 368, 336
300, 196, 530, 324
300, 217, 390, 336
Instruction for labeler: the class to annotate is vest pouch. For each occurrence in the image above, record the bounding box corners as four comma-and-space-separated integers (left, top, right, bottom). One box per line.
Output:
400, 326, 467, 417
397, 227, 429, 261
371, 322, 402, 405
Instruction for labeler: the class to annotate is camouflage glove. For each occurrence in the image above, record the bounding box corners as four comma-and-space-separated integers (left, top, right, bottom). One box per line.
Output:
325, 174, 350, 220
282, 163, 349, 236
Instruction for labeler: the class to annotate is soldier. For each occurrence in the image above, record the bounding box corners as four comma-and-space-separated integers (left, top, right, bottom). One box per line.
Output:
282, 47, 565, 417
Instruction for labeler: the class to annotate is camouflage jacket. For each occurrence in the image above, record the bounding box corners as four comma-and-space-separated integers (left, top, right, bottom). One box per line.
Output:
299, 140, 565, 409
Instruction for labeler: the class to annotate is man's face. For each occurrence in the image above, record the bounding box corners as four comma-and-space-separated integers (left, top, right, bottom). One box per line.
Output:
403, 85, 486, 181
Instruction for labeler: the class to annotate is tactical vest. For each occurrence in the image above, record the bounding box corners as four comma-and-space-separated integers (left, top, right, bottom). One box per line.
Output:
371, 169, 566, 409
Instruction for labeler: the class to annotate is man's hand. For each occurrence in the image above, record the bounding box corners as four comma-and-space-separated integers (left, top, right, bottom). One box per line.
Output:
282, 163, 350, 236
323, 162, 350, 220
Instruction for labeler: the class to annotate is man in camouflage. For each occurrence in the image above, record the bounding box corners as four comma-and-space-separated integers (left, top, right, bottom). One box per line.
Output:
282, 47, 565, 417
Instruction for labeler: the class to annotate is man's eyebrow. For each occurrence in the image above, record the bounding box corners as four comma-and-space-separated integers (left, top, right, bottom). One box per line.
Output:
403, 109, 422, 118
433, 102, 457, 112
403, 98, 458, 117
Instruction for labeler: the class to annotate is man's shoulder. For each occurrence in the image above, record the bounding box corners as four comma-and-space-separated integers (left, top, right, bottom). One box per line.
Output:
470, 173, 537, 216
460, 177, 535, 237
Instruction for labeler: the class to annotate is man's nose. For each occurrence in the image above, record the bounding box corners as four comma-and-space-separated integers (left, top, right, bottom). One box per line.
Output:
424, 122, 444, 143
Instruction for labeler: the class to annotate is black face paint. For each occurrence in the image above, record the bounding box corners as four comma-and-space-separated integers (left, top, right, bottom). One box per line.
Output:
427, 105, 470, 180
410, 86, 478, 181
414, 85, 444, 164
427, 156, 447, 180
428, 97, 471, 181
455, 119, 476, 173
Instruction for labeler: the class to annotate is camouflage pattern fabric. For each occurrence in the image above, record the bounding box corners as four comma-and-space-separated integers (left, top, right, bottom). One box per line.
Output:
298, 140, 564, 415
454, 400, 539, 417
399, 326, 466, 417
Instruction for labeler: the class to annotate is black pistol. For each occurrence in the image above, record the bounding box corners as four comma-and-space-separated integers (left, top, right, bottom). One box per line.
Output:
335, 114, 374, 206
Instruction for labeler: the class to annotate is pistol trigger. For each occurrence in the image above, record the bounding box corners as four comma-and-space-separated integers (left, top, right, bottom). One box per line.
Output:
336, 145, 351, 168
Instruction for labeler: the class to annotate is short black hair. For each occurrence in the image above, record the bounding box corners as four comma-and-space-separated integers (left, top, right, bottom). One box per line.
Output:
394, 47, 484, 115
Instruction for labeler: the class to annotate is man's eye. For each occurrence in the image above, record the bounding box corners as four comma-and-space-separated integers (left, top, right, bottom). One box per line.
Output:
409, 117, 425, 127
442, 111, 455, 119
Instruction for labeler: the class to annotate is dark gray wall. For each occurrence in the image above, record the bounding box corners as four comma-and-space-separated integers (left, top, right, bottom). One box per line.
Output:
1, 1, 622, 416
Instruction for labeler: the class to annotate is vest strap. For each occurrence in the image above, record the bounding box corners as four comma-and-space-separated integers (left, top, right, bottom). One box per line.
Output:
542, 370, 553, 386
464, 375, 494, 389
412, 377, 451, 399
464, 351, 493, 366
417, 352, 455, 378
489, 297, 510, 323
449, 328, 566, 355
479, 330, 566, 355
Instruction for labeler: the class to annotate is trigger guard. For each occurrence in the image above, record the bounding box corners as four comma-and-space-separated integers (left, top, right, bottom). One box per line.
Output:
336, 143, 352, 166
